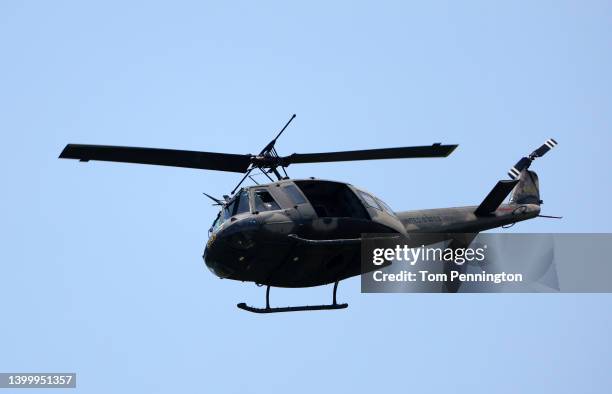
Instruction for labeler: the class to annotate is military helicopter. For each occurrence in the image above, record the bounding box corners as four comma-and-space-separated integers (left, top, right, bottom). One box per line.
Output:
59, 115, 559, 313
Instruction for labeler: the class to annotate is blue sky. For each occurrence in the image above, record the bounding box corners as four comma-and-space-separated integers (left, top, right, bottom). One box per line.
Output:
1, 1, 611, 393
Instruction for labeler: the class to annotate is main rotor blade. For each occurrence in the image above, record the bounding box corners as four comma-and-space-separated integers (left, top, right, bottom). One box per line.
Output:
282, 144, 457, 165
59, 144, 252, 173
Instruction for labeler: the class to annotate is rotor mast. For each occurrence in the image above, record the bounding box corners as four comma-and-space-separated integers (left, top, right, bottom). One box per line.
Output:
230, 114, 297, 194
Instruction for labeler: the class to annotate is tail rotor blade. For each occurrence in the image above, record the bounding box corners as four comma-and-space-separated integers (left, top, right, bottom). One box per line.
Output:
531, 138, 558, 158
508, 157, 532, 179
507, 138, 558, 180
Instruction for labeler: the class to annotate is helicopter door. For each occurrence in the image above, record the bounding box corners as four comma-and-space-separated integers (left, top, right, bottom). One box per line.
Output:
278, 183, 315, 219
293, 180, 370, 219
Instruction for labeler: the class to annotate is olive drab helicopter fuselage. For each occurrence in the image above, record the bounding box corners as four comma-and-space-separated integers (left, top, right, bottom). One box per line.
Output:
204, 178, 405, 288
59, 114, 559, 313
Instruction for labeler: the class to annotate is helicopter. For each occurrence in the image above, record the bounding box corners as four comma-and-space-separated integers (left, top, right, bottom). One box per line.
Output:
59, 114, 559, 313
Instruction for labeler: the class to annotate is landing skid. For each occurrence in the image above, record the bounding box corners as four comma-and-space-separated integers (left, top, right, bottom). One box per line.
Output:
237, 282, 348, 314
237, 303, 348, 313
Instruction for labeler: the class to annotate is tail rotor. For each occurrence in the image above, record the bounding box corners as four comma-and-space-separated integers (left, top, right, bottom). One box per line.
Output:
508, 138, 558, 180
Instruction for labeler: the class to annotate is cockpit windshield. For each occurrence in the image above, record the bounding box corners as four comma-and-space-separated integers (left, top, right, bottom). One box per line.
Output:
209, 190, 250, 234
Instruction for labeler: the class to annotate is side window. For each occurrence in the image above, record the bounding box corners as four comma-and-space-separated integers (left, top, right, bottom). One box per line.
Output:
253, 189, 280, 212
283, 184, 307, 205
376, 198, 395, 215
359, 191, 381, 210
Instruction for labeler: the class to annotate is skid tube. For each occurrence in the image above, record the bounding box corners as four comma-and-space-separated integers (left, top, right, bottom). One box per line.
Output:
237, 282, 348, 313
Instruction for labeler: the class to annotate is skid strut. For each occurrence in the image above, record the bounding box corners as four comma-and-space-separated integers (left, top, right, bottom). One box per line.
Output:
237, 282, 348, 313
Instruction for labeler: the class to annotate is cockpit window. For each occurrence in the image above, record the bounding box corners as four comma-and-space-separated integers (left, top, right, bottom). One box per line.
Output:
253, 190, 280, 212
223, 200, 237, 221
209, 190, 250, 235
210, 212, 223, 234
235, 190, 250, 214
359, 191, 381, 210
223, 190, 250, 219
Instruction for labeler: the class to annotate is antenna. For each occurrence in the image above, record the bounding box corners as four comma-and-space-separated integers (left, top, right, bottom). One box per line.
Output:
259, 114, 296, 155
202, 192, 224, 206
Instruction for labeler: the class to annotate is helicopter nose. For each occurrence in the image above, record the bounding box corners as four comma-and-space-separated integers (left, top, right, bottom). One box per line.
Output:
204, 231, 231, 270
203, 223, 259, 279
203, 235, 234, 278
203, 258, 232, 279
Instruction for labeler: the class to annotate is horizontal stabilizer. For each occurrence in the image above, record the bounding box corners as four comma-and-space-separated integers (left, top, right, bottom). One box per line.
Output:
474, 179, 519, 216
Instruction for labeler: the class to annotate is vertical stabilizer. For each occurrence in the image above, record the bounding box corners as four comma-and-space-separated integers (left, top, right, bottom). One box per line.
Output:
510, 170, 541, 205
